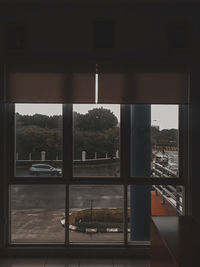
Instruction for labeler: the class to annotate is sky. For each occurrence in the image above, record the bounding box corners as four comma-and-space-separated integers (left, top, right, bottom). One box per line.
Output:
16, 104, 178, 130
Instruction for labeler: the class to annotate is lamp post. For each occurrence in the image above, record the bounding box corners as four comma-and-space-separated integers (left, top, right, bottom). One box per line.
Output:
87, 199, 94, 223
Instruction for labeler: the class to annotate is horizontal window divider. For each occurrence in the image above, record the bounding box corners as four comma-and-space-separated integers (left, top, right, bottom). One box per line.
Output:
69, 243, 124, 246
9, 177, 67, 184
69, 177, 125, 184
6, 243, 150, 250
8, 177, 183, 185
8, 244, 66, 248
3, 246, 150, 258
8, 243, 149, 248
127, 177, 184, 185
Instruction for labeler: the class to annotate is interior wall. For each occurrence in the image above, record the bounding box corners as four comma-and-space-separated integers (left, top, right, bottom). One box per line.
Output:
0, 4, 196, 59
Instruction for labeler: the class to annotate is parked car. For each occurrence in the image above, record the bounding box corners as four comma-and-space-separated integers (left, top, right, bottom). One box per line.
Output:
155, 154, 168, 165
29, 164, 62, 176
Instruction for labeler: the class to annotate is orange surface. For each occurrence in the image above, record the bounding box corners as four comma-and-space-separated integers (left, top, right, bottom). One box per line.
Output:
151, 191, 177, 216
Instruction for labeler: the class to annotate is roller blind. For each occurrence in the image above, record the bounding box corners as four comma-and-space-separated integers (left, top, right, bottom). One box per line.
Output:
6, 62, 189, 104
6, 63, 95, 103
98, 64, 189, 104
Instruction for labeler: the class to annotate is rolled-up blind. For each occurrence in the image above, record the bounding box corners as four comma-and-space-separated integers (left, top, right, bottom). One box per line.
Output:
98, 64, 189, 104
6, 63, 95, 103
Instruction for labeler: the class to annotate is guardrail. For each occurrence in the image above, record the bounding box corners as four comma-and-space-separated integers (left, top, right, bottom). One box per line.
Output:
152, 161, 182, 214
152, 162, 177, 177
152, 185, 183, 215
16, 158, 120, 168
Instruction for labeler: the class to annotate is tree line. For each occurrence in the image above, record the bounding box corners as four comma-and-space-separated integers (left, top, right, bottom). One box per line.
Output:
16, 108, 178, 161
16, 108, 119, 160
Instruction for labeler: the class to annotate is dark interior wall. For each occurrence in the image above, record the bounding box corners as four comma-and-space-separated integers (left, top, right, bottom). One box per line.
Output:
0, 4, 195, 59
188, 13, 200, 222
0, 3, 200, 222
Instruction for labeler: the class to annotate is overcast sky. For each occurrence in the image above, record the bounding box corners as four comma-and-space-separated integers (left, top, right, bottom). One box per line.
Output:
16, 104, 178, 130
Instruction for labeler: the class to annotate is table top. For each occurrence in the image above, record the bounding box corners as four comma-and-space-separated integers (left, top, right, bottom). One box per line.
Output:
151, 216, 200, 264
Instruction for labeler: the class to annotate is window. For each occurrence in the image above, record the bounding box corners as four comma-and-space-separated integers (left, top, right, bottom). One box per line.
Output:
15, 104, 63, 178
130, 105, 179, 178
7, 103, 185, 248
151, 105, 179, 178
10, 185, 65, 244
73, 104, 120, 177
69, 185, 124, 243
127, 185, 183, 242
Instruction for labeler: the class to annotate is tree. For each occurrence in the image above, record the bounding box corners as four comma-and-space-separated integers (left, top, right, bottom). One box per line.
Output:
16, 108, 120, 160
151, 126, 178, 146
16, 113, 62, 129
74, 108, 118, 131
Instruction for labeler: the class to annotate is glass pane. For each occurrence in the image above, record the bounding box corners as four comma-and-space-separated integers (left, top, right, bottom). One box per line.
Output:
73, 104, 120, 177
127, 185, 183, 242
15, 104, 63, 177
69, 185, 123, 243
151, 105, 179, 177
130, 105, 179, 178
10, 185, 65, 244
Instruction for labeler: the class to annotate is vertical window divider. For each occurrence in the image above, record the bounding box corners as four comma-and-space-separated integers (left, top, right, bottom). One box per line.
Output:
63, 104, 72, 246
179, 104, 189, 215
0, 66, 4, 249
121, 105, 131, 245
8, 103, 15, 181
123, 184, 128, 246
1, 63, 8, 248
7, 103, 15, 246
2, 102, 10, 248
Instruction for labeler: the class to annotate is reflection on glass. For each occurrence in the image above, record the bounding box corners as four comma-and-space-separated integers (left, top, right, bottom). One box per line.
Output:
15, 104, 63, 177
127, 185, 183, 242
10, 185, 65, 244
69, 185, 123, 243
73, 104, 120, 177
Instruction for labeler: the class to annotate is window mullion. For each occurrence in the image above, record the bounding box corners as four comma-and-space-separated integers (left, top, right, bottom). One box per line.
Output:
121, 105, 130, 245
63, 104, 73, 246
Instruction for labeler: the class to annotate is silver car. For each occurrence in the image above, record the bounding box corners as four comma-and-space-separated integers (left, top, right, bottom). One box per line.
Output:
29, 164, 62, 176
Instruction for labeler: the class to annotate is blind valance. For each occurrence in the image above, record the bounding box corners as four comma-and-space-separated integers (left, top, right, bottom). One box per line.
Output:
6, 62, 189, 104
6, 63, 95, 103
98, 63, 189, 104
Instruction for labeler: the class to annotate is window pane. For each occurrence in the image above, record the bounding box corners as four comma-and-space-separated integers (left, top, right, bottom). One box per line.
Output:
151, 105, 179, 178
127, 185, 183, 242
10, 185, 65, 244
73, 104, 120, 177
130, 105, 179, 178
69, 185, 123, 243
15, 104, 63, 177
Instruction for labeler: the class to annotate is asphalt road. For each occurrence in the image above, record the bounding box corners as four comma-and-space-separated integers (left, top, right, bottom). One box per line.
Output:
11, 185, 124, 210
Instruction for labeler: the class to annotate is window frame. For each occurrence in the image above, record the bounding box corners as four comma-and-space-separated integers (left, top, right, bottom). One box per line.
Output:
2, 103, 187, 250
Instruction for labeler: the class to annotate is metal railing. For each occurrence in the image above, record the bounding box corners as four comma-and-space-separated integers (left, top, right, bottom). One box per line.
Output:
152, 162, 177, 177
152, 185, 183, 215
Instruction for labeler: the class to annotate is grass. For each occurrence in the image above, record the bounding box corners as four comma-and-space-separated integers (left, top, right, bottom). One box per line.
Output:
69, 208, 130, 232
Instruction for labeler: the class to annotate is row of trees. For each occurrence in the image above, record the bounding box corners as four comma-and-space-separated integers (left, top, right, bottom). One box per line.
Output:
16, 108, 178, 161
151, 127, 178, 147
16, 108, 119, 160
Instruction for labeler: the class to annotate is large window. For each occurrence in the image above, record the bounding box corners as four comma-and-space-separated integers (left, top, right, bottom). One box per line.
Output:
8, 103, 184, 246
